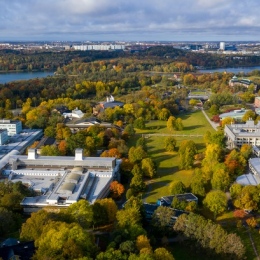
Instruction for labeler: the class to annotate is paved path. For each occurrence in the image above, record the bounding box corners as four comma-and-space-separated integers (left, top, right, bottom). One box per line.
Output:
201, 108, 219, 131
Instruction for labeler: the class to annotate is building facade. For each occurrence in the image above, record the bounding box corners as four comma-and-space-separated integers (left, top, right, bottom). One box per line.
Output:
0, 129, 8, 145
0, 119, 22, 136
224, 120, 260, 149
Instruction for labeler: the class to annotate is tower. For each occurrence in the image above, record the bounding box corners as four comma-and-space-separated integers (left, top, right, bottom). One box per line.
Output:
220, 42, 225, 51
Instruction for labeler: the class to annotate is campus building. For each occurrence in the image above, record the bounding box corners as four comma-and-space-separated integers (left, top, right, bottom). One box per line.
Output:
219, 109, 249, 122
0, 129, 8, 145
229, 76, 257, 91
3, 148, 121, 213
0, 119, 22, 136
224, 120, 260, 149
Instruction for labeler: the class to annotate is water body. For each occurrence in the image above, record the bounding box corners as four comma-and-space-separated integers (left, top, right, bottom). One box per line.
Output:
199, 66, 260, 74
0, 71, 54, 84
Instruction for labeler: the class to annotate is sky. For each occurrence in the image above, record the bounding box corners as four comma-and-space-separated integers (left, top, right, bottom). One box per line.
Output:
1, 0, 260, 42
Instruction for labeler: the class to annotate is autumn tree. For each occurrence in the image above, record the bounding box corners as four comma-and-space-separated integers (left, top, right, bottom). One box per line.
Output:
40, 145, 61, 156
178, 140, 197, 170
240, 143, 252, 160
175, 118, 183, 130
66, 200, 93, 229
130, 172, 146, 194
201, 143, 223, 180
233, 185, 260, 211
203, 190, 227, 219
151, 206, 175, 234
20, 210, 53, 241
166, 116, 176, 131
158, 108, 171, 121
164, 137, 177, 152
96, 198, 118, 223
246, 217, 258, 228
136, 235, 152, 252
174, 213, 245, 259
190, 168, 206, 197
168, 180, 185, 195
34, 222, 97, 260
242, 110, 256, 122
224, 149, 246, 176
154, 247, 175, 260
116, 207, 142, 228
128, 146, 147, 163
110, 181, 125, 199
134, 117, 146, 129
211, 163, 230, 191
221, 117, 234, 128
141, 158, 156, 178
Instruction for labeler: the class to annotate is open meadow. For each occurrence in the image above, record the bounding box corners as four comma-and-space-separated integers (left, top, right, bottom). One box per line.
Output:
132, 109, 215, 203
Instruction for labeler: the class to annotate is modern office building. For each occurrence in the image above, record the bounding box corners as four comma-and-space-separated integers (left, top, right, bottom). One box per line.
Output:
224, 120, 260, 149
0, 119, 22, 136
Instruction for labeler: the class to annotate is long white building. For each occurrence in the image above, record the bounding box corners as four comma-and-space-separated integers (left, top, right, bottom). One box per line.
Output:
224, 120, 260, 149
4, 148, 121, 213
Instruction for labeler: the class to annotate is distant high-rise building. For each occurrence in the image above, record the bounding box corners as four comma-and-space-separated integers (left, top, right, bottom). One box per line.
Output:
219, 41, 225, 51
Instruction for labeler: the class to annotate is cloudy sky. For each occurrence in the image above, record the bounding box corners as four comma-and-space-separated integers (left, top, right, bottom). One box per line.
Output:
1, 0, 260, 42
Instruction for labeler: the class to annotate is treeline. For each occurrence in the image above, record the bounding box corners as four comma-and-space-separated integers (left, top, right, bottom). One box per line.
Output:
1, 46, 260, 73
183, 52, 260, 68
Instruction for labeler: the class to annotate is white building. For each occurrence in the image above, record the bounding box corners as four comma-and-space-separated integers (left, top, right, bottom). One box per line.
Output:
63, 108, 84, 119
4, 148, 121, 212
220, 41, 225, 51
73, 44, 125, 51
224, 120, 260, 149
0, 119, 22, 136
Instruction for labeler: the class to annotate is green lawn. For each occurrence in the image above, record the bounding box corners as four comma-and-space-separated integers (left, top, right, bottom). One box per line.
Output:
131, 110, 215, 203
218, 218, 260, 260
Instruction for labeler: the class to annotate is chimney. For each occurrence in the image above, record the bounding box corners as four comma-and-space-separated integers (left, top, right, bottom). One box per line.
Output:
75, 148, 83, 161
28, 149, 37, 160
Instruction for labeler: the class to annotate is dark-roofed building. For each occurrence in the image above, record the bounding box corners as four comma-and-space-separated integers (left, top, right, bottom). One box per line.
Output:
143, 203, 188, 224
157, 193, 198, 207
0, 241, 35, 260
229, 76, 257, 91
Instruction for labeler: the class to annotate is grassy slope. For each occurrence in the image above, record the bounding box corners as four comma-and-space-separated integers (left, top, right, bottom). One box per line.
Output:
132, 110, 214, 203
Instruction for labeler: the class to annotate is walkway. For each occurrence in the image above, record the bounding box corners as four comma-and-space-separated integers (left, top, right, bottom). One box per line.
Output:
201, 108, 219, 131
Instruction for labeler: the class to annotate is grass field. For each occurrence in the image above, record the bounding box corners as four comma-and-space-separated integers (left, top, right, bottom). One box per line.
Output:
128, 110, 260, 259
131, 110, 215, 203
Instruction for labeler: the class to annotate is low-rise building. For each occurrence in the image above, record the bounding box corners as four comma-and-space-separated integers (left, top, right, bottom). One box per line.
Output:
224, 120, 260, 149
3, 148, 121, 213
143, 203, 188, 224
229, 76, 257, 90
0, 119, 22, 136
219, 109, 249, 122
157, 193, 198, 206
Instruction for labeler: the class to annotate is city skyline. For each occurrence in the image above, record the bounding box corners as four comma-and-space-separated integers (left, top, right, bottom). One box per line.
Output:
1, 0, 260, 42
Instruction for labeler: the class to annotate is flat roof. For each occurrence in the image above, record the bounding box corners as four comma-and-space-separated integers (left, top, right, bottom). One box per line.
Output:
236, 173, 260, 186
219, 109, 249, 119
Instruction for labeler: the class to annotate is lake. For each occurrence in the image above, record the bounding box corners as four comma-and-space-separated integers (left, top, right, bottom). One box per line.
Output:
0, 71, 54, 84
199, 66, 260, 74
